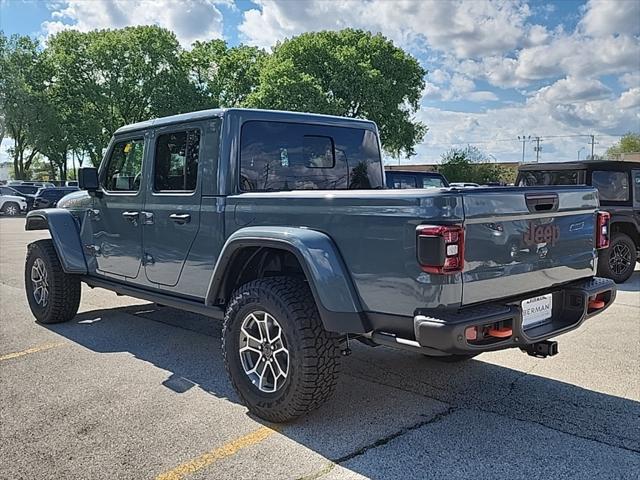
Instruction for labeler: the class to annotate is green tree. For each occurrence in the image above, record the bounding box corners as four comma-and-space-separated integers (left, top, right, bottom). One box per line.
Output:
246, 29, 427, 157
438, 146, 509, 184
606, 132, 640, 159
186, 40, 266, 107
0, 33, 44, 179
46, 26, 205, 166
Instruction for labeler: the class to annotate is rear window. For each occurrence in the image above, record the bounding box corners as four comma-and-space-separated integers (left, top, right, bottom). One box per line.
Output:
239, 121, 383, 191
592, 170, 629, 202
517, 170, 585, 186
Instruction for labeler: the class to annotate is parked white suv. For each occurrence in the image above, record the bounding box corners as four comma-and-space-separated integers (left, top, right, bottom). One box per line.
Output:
0, 193, 28, 216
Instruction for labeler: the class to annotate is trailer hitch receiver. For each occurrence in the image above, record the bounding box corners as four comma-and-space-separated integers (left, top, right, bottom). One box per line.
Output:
521, 340, 558, 358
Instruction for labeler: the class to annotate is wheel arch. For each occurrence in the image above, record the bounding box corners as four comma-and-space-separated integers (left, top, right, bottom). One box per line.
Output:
206, 226, 369, 333
25, 209, 88, 274
610, 220, 639, 250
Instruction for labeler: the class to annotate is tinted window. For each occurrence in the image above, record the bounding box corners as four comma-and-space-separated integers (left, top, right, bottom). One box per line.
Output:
420, 175, 447, 188
592, 170, 629, 202
388, 174, 416, 189
240, 121, 383, 191
154, 130, 200, 191
634, 170, 640, 207
13, 185, 39, 195
518, 170, 584, 186
103, 138, 145, 192
1, 187, 15, 196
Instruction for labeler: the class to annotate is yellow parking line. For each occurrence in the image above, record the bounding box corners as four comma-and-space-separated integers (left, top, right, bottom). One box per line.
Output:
155, 426, 277, 480
0, 342, 65, 362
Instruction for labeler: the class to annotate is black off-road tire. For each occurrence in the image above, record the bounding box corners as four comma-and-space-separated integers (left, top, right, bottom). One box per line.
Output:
2, 201, 20, 216
25, 239, 81, 324
222, 276, 341, 423
597, 232, 637, 283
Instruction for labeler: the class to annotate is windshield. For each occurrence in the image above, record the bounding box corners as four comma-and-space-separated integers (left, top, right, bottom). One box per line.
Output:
517, 170, 585, 186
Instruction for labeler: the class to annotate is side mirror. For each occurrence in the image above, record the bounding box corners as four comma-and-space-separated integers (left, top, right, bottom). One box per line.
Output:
78, 167, 99, 193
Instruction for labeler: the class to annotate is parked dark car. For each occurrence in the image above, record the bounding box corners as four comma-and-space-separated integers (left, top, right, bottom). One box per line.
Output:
0, 186, 35, 211
32, 187, 80, 209
385, 170, 449, 188
517, 160, 640, 283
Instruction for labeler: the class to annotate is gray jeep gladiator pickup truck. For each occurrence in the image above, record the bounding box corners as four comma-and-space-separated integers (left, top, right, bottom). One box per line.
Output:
24, 108, 616, 422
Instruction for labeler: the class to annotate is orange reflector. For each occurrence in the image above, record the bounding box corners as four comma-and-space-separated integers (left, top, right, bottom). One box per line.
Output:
487, 326, 512, 338
589, 299, 605, 309
465, 326, 477, 341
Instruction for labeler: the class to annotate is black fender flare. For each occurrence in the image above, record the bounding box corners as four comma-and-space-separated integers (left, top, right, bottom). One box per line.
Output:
25, 209, 88, 274
205, 226, 369, 334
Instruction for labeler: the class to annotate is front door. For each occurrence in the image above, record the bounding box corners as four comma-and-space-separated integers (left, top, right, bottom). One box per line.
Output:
142, 126, 202, 286
90, 136, 146, 279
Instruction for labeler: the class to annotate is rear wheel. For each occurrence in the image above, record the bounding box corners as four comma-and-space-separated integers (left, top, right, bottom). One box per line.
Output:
2, 201, 20, 216
25, 239, 81, 324
598, 233, 637, 283
222, 276, 341, 422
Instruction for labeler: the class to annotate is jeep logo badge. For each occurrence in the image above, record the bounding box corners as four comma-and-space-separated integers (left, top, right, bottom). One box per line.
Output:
524, 222, 560, 246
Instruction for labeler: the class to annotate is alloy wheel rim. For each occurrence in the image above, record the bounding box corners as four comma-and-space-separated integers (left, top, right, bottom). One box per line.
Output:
239, 311, 289, 393
31, 258, 49, 307
6, 205, 17, 215
609, 243, 632, 275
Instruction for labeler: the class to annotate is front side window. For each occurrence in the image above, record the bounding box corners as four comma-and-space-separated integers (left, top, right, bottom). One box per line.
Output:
592, 170, 629, 202
154, 130, 200, 192
103, 138, 145, 192
633, 170, 640, 207
239, 121, 383, 191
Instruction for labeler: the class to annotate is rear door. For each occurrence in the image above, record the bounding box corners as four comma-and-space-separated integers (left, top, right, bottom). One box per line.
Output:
461, 187, 599, 305
142, 124, 202, 287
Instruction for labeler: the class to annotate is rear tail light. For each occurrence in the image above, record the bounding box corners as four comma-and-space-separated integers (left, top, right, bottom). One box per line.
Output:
416, 225, 464, 274
596, 211, 610, 249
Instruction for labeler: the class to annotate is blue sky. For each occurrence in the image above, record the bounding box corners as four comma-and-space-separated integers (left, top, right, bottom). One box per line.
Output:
1, 0, 639, 164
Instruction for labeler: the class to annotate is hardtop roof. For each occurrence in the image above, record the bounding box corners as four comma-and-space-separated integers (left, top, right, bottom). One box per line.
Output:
114, 108, 378, 136
518, 160, 640, 171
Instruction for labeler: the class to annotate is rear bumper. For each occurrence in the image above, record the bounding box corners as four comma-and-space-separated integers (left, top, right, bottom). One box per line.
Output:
414, 277, 616, 355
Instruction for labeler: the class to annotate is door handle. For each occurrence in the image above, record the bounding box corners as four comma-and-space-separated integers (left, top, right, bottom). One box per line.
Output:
122, 211, 139, 225
169, 213, 191, 224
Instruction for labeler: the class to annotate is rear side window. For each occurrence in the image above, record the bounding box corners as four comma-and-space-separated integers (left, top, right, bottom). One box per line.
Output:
104, 138, 145, 192
518, 170, 585, 186
420, 175, 447, 188
154, 130, 200, 192
388, 174, 416, 189
592, 170, 629, 202
239, 121, 383, 191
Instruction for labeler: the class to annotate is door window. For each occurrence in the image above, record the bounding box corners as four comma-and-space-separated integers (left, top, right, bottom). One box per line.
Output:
633, 170, 640, 207
103, 138, 145, 192
592, 170, 629, 202
153, 130, 200, 192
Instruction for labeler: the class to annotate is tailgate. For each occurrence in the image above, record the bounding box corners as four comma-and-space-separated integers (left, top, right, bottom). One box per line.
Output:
461, 186, 598, 306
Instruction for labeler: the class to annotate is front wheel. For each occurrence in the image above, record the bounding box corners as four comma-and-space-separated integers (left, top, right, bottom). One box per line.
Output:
222, 276, 341, 422
598, 233, 637, 283
2, 201, 20, 216
25, 239, 81, 324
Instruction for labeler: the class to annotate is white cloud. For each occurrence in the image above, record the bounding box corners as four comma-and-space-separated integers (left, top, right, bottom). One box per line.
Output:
239, 0, 531, 58
467, 91, 499, 102
618, 88, 640, 110
532, 76, 611, 104
43, 0, 225, 46
620, 72, 640, 89
580, 0, 640, 37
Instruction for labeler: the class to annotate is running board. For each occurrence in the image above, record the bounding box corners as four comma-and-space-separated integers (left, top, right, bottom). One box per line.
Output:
81, 277, 225, 320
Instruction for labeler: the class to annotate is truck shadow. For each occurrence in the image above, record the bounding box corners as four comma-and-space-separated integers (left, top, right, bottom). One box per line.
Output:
616, 269, 640, 292
45, 303, 640, 479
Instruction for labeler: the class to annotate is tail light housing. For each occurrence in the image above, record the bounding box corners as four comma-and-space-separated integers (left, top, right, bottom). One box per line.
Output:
416, 225, 464, 274
596, 211, 610, 249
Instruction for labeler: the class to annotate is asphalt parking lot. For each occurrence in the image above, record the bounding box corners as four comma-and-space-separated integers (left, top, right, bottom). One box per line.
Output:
1, 215, 639, 480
